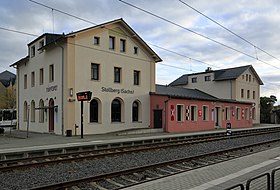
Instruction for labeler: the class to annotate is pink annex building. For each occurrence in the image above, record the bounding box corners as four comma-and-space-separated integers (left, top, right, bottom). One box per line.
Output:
150, 85, 253, 133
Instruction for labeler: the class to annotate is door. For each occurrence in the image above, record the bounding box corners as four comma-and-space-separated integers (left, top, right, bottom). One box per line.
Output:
49, 98, 54, 132
215, 107, 221, 128
154, 110, 162, 128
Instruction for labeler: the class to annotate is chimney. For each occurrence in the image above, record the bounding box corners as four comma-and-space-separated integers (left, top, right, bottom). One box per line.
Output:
205, 67, 212, 72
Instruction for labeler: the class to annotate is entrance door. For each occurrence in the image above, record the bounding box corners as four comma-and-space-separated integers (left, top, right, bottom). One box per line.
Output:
154, 110, 162, 128
215, 107, 221, 128
49, 98, 54, 132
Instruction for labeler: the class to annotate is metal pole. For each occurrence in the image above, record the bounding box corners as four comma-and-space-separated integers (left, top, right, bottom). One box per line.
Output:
81, 101, 83, 138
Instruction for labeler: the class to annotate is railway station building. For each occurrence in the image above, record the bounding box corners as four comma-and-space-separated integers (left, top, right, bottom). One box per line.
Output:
11, 19, 162, 135
11, 18, 262, 136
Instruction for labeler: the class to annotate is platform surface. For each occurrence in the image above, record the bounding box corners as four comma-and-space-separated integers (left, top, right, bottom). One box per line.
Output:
0, 124, 279, 153
124, 146, 280, 190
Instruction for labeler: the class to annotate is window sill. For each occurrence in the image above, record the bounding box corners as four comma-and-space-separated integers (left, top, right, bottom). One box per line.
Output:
132, 121, 142, 123
91, 79, 100, 82
89, 122, 101, 124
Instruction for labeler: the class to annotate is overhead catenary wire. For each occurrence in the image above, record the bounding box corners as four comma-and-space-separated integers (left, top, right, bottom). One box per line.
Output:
1, 26, 277, 89
148, 43, 220, 68
2, 0, 279, 90
0, 27, 38, 37
179, 0, 280, 63
118, 0, 280, 70
27, 0, 220, 69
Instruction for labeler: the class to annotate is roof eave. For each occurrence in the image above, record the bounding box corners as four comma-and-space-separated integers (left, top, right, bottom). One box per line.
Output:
10, 56, 29, 68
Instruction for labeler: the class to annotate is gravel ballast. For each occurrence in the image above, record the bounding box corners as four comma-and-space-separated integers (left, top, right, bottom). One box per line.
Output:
1, 132, 280, 189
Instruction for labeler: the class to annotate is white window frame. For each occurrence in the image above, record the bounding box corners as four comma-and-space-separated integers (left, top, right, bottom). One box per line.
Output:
225, 107, 230, 121
190, 105, 197, 121
202, 105, 209, 121
176, 104, 184, 122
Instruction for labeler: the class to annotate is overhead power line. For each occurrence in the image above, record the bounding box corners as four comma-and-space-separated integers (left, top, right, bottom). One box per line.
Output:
28, 0, 220, 69
179, 0, 280, 63
0, 27, 38, 37
149, 43, 219, 68
2, 26, 279, 89
29, 0, 98, 26
118, 0, 280, 70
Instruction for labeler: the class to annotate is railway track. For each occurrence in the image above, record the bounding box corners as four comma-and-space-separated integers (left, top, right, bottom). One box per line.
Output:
30, 139, 280, 190
0, 127, 279, 171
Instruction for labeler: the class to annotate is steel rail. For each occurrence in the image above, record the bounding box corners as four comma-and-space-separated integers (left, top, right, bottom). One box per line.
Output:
1, 128, 280, 172
29, 138, 280, 190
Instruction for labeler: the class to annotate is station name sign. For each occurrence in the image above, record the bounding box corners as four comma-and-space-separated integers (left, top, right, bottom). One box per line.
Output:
101, 87, 134, 94
46, 85, 58, 92
76, 91, 92, 101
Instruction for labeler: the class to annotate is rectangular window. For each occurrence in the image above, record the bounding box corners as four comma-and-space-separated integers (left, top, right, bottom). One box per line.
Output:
253, 91, 255, 99
39, 40, 44, 53
31, 71, 35, 87
192, 77, 197, 83
237, 107, 241, 120
249, 75, 251, 82
31, 46, 35, 57
225, 107, 230, 120
134, 70, 140, 85
202, 106, 209, 121
176, 105, 184, 122
91, 63, 100, 80
247, 90, 250, 99
93, 36, 100, 45
24, 74, 27, 89
246, 74, 248, 81
190, 105, 197, 121
205, 76, 211, 81
39, 40, 44, 48
120, 39, 126, 52
39, 68, 44, 85
241, 89, 244, 98
245, 108, 249, 120
134, 47, 138, 54
109, 36, 115, 50
114, 67, 121, 83
49, 64, 54, 82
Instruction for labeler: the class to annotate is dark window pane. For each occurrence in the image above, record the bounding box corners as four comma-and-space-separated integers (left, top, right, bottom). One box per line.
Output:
132, 101, 139, 122
90, 99, 98, 122
111, 99, 121, 122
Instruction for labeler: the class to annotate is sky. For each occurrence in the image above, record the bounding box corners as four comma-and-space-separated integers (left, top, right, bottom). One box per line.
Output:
1, 0, 280, 103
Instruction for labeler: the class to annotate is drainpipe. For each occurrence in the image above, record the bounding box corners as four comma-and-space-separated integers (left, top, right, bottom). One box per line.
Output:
55, 41, 64, 136
230, 80, 232, 99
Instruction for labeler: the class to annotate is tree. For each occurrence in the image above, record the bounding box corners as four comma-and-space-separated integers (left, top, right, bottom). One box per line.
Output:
0, 87, 16, 109
260, 95, 277, 123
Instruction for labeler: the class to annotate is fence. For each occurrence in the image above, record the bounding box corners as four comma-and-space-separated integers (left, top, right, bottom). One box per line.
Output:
225, 167, 280, 190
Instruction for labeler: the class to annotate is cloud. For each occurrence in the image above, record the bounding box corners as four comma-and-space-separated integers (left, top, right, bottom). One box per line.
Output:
1, 0, 280, 102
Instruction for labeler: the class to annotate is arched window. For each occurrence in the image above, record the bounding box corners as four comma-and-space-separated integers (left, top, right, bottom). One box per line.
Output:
111, 99, 121, 122
24, 101, 28, 121
31, 100, 35, 122
39, 99, 44, 123
90, 99, 99, 123
132, 101, 139, 122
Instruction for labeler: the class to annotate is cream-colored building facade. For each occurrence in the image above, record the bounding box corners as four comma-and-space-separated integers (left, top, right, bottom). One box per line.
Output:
12, 19, 161, 135
169, 66, 263, 124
